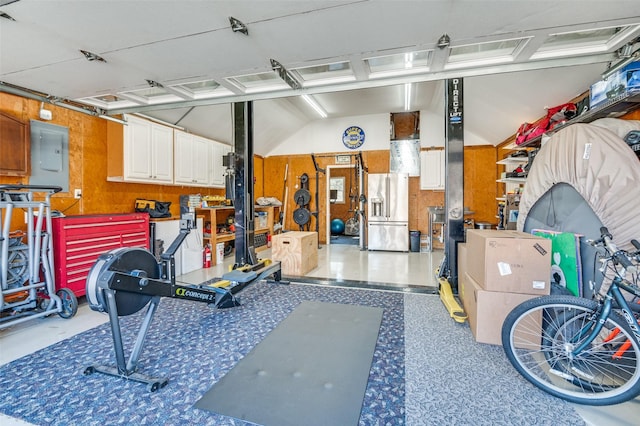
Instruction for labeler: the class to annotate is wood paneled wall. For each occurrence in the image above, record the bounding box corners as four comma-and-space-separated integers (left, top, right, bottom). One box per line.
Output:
1, 93, 225, 232
2, 92, 499, 242
264, 145, 498, 244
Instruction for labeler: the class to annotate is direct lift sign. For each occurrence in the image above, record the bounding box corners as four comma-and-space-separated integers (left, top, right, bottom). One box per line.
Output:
448, 78, 463, 126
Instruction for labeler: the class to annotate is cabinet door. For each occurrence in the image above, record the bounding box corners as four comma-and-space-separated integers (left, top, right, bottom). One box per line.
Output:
0, 112, 29, 176
192, 135, 210, 185
210, 142, 229, 187
124, 116, 153, 180
175, 131, 210, 186
174, 130, 194, 184
420, 150, 444, 190
151, 124, 174, 183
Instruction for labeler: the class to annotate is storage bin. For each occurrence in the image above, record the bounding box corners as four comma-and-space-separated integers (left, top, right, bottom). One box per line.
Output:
410, 230, 421, 252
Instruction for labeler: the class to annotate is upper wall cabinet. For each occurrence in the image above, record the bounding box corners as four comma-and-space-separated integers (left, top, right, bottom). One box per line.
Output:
107, 114, 173, 184
174, 130, 210, 186
420, 150, 445, 190
0, 111, 29, 176
210, 142, 231, 188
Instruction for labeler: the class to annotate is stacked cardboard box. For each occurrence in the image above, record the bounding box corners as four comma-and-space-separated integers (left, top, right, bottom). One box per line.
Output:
458, 229, 551, 345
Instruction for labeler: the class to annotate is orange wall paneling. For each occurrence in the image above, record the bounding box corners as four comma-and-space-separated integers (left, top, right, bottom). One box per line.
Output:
464, 145, 499, 224
263, 146, 498, 244
2, 91, 500, 245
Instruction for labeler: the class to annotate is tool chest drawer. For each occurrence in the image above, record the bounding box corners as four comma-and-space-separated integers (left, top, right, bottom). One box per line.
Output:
52, 213, 149, 296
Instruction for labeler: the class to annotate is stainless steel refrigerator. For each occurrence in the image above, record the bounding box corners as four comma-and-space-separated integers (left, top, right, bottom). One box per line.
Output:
367, 173, 409, 251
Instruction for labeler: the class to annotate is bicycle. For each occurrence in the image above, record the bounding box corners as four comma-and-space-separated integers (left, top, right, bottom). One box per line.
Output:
501, 227, 640, 405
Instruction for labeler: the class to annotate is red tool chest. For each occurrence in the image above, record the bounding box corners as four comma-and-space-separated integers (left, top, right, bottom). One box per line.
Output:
51, 213, 149, 297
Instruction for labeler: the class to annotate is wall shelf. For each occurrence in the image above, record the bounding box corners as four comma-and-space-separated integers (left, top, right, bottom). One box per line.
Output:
196, 205, 281, 265
516, 89, 640, 148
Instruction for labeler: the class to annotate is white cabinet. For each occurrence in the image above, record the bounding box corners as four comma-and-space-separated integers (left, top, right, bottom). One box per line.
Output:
174, 130, 210, 186
122, 115, 174, 183
420, 150, 445, 190
107, 114, 231, 187
210, 142, 231, 187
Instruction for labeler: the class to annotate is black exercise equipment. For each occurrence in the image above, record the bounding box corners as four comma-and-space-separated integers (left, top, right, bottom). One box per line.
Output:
84, 101, 283, 392
293, 173, 312, 230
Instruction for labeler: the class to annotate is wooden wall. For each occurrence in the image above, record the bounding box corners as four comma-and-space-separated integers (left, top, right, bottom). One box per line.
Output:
264, 145, 498, 244
1, 93, 225, 231
2, 92, 499, 242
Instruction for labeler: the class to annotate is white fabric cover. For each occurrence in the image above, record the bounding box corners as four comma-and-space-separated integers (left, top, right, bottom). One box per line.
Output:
517, 120, 640, 250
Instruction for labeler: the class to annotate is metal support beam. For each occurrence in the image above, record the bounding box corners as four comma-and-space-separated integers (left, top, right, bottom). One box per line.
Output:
232, 102, 257, 266
443, 78, 465, 292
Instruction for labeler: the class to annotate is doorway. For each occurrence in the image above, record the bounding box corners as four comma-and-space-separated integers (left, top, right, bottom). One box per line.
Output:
326, 165, 359, 246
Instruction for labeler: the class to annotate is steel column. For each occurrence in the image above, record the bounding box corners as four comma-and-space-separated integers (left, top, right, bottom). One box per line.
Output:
443, 78, 465, 291
232, 102, 257, 266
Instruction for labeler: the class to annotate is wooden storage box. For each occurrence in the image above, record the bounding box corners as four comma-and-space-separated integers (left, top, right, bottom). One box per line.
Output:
272, 231, 318, 276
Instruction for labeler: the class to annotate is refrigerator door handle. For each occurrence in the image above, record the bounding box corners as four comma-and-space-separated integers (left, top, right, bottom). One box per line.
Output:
385, 175, 390, 219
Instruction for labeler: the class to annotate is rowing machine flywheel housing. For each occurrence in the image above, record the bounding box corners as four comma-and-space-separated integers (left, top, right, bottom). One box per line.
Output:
86, 247, 161, 316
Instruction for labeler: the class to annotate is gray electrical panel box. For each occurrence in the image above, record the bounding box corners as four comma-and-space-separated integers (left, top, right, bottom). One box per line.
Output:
29, 120, 69, 192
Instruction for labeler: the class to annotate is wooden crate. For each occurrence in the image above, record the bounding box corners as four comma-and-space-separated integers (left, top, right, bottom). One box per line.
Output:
272, 231, 318, 276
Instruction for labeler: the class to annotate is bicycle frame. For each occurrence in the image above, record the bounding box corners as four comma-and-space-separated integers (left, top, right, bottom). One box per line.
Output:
571, 277, 640, 357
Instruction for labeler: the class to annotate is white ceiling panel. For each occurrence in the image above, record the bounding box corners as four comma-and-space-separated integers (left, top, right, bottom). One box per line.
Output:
1, 0, 639, 154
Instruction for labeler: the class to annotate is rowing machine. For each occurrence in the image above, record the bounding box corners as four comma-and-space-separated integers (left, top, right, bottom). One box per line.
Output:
84, 211, 283, 391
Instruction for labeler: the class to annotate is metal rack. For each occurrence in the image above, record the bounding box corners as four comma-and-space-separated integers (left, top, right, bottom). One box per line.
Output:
0, 184, 77, 329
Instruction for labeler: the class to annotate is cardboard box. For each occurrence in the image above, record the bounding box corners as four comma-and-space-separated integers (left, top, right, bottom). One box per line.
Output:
272, 231, 318, 276
256, 211, 268, 229
466, 229, 551, 295
458, 243, 467, 282
460, 272, 541, 346
590, 61, 640, 109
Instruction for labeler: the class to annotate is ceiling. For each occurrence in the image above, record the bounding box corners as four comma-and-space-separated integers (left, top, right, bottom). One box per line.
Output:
1, 1, 640, 155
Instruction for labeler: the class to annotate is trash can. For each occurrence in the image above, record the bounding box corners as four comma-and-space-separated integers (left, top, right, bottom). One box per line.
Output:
410, 230, 421, 252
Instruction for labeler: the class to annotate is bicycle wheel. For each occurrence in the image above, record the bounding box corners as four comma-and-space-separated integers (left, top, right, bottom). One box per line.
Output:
502, 295, 640, 405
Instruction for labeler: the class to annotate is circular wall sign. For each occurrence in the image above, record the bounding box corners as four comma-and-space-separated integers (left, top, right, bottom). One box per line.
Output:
342, 126, 365, 149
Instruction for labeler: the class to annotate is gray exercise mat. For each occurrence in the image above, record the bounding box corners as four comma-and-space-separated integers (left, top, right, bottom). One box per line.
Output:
194, 300, 383, 426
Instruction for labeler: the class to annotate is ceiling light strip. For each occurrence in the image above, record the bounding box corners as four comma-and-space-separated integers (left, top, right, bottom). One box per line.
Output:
133, 113, 185, 130
98, 114, 127, 125
404, 83, 412, 111
302, 94, 327, 118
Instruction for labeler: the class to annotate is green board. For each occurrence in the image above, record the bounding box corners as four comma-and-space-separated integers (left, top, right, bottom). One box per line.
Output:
532, 229, 582, 297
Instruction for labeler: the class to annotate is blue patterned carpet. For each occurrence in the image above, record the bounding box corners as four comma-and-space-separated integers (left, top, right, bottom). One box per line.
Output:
0, 282, 404, 425
0, 281, 587, 425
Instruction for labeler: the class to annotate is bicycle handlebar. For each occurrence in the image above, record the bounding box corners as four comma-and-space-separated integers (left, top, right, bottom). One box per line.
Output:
599, 227, 637, 273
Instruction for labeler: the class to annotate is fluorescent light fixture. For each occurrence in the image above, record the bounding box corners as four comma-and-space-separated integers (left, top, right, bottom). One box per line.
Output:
302, 94, 327, 118
404, 83, 412, 111
98, 114, 127, 125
